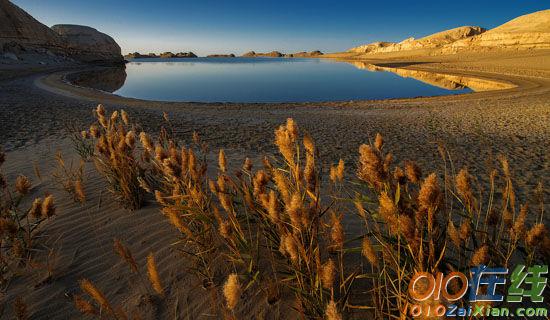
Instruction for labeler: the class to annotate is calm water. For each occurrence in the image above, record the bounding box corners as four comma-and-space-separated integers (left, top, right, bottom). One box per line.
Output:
107, 58, 472, 102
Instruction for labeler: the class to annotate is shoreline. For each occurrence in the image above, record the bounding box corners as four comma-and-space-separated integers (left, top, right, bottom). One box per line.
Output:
36, 56, 529, 107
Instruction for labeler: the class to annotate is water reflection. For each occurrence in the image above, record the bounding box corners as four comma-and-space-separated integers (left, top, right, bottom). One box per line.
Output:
67, 66, 127, 93
66, 59, 514, 102
348, 62, 516, 92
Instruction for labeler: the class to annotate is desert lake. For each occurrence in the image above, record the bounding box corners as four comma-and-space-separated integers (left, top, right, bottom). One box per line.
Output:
76, 57, 482, 102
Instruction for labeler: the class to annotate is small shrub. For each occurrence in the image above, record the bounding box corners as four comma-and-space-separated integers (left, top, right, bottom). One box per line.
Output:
81, 106, 146, 210
0, 149, 56, 284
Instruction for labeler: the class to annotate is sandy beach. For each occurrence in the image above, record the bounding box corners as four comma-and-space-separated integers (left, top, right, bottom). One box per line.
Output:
3, 49, 549, 188
1, 48, 549, 318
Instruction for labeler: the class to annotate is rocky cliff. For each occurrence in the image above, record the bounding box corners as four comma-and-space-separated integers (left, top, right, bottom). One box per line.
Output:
51, 25, 123, 63
349, 26, 486, 54
0, 0, 123, 64
0, 0, 64, 53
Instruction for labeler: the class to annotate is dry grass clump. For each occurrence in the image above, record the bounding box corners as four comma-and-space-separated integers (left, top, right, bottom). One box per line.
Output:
138, 116, 350, 318
0, 149, 56, 285
81, 105, 146, 210
77, 111, 547, 319
352, 136, 549, 317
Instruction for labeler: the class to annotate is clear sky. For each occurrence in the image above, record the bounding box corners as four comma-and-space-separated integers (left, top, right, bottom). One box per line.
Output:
12, 0, 549, 56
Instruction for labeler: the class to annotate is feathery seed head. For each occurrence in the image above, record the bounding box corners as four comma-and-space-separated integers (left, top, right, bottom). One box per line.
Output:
286, 118, 298, 139
471, 245, 489, 266
139, 132, 153, 152
459, 220, 471, 241
362, 237, 378, 267
125, 131, 135, 148
303, 133, 315, 154
357, 144, 385, 188
378, 192, 398, 225
321, 259, 336, 289
405, 161, 422, 184
374, 133, 384, 151
275, 125, 295, 165
526, 223, 546, 248
223, 274, 241, 311
15, 175, 31, 195
418, 173, 440, 211
330, 211, 345, 250
29, 198, 43, 218
287, 192, 303, 229
147, 253, 163, 295
325, 300, 342, 320
79, 279, 114, 315
218, 149, 227, 173
121, 110, 129, 125
456, 168, 473, 203
41, 195, 55, 217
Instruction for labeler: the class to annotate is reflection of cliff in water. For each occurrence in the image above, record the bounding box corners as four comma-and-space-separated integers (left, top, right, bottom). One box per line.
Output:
67, 66, 127, 92
348, 62, 516, 92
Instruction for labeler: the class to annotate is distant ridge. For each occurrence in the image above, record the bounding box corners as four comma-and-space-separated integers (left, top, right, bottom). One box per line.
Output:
445, 9, 550, 52
349, 9, 550, 55
349, 26, 486, 53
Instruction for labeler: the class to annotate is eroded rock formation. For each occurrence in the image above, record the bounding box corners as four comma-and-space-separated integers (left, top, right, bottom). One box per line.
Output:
0, 0, 123, 64
51, 24, 123, 63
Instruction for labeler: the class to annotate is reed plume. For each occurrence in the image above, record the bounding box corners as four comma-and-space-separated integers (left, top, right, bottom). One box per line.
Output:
404, 160, 421, 184
29, 198, 43, 219
41, 195, 55, 217
218, 149, 227, 173
526, 224, 546, 247
79, 279, 115, 316
15, 175, 31, 195
471, 245, 489, 266
362, 237, 378, 267
74, 179, 86, 203
147, 253, 163, 295
223, 273, 241, 311
325, 299, 342, 320
113, 239, 138, 273
321, 259, 336, 289
374, 133, 384, 151
418, 173, 440, 210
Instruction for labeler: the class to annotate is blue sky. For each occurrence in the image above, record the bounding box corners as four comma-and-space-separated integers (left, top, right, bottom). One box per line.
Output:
12, 0, 549, 56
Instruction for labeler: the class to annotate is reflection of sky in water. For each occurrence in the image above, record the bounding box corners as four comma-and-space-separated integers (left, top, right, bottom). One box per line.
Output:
110, 58, 472, 103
